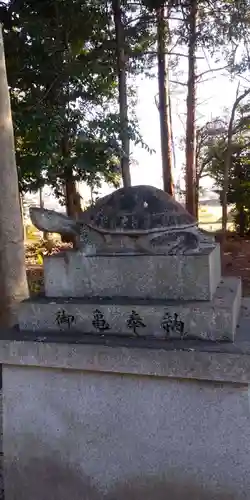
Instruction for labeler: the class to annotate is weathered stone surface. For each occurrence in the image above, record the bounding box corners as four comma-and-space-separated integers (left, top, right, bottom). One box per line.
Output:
3, 296, 250, 382
44, 244, 221, 300
3, 364, 250, 500
18, 277, 241, 341
30, 186, 214, 256
3, 301, 250, 382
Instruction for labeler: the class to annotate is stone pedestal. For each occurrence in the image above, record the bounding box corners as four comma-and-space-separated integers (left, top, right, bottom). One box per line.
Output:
17, 243, 242, 342
18, 277, 242, 342
25, 185, 242, 343
44, 245, 221, 301
9, 189, 248, 499
1, 320, 250, 500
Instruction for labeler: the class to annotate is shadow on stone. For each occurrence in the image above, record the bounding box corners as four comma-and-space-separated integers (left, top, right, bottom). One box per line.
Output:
4, 456, 102, 500
5, 458, 237, 500
107, 474, 236, 500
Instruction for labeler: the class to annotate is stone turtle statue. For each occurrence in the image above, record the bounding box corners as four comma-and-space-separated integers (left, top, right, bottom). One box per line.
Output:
30, 185, 215, 255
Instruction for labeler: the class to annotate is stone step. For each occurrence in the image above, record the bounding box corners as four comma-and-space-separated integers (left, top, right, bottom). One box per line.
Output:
43, 245, 221, 301
18, 276, 241, 342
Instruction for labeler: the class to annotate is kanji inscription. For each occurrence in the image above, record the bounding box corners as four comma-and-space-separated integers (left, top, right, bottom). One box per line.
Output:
55, 309, 75, 329
127, 310, 146, 337
92, 309, 110, 332
161, 311, 185, 339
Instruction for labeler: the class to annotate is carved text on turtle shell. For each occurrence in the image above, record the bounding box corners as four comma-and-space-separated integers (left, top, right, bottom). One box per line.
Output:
80, 226, 90, 245
120, 215, 129, 229
167, 214, 178, 226
130, 214, 138, 229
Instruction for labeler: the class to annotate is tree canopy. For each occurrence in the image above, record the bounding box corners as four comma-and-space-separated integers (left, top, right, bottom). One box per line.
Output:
3, 0, 154, 203
197, 102, 250, 235
3, 0, 250, 221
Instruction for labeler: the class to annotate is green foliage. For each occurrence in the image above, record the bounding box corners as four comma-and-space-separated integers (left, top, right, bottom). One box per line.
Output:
198, 104, 250, 235
194, 0, 250, 59
4, 0, 250, 202
4, 0, 154, 197
141, 0, 250, 79
195, 118, 228, 182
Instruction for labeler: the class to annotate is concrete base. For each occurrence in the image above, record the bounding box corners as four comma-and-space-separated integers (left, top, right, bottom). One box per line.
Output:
18, 277, 242, 341
44, 245, 221, 301
2, 337, 250, 500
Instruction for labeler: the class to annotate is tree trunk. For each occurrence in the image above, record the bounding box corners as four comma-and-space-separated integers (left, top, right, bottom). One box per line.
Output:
61, 135, 81, 247
62, 176, 81, 248
39, 187, 44, 210
222, 121, 234, 237
194, 147, 199, 220
39, 187, 48, 240
195, 178, 199, 220
65, 178, 76, 217
19, 193, 25, 243
169, 91, 176, 172
157, 6, 174, 195
64, 179, 81, 217
185, 0, 197, 216
238, 205, 246, 238
0, 25, 28, 327
112, 0, 131, 188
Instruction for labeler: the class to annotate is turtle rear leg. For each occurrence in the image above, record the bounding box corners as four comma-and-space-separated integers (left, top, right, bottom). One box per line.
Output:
133, 236, 155, 254
137, 231, 199, 255
135, 233, 179, 255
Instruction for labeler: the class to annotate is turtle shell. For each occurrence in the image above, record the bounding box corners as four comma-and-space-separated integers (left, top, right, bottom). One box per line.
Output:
81, 185, 196, 234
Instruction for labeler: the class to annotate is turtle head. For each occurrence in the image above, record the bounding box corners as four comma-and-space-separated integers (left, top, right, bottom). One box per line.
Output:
29, 207, 78, 235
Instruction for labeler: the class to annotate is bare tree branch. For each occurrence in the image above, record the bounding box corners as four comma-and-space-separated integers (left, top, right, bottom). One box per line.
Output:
201, 46, 212, 72
154, 93, 159, 109
170, 52, 204, 59
239, 75, 250, 85
196, 65, 229, 80
196, 76, 217, 84
169, 79, 187, 86
139, 51, 204, 59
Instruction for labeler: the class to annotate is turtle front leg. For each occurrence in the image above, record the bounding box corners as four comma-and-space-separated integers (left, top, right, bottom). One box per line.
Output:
78, 224, 105, 255
134, 235, 159, 255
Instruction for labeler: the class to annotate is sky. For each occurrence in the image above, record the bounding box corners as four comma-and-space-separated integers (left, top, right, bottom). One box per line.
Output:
131, 73, 238, 189
82, 57, 244, 200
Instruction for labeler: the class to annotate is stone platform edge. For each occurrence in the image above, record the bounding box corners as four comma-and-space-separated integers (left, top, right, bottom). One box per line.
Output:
1, 338, 250, 384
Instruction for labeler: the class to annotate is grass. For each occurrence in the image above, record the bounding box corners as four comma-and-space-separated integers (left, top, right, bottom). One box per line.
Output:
25, 224, 42, 241
198, 207, 234, 232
